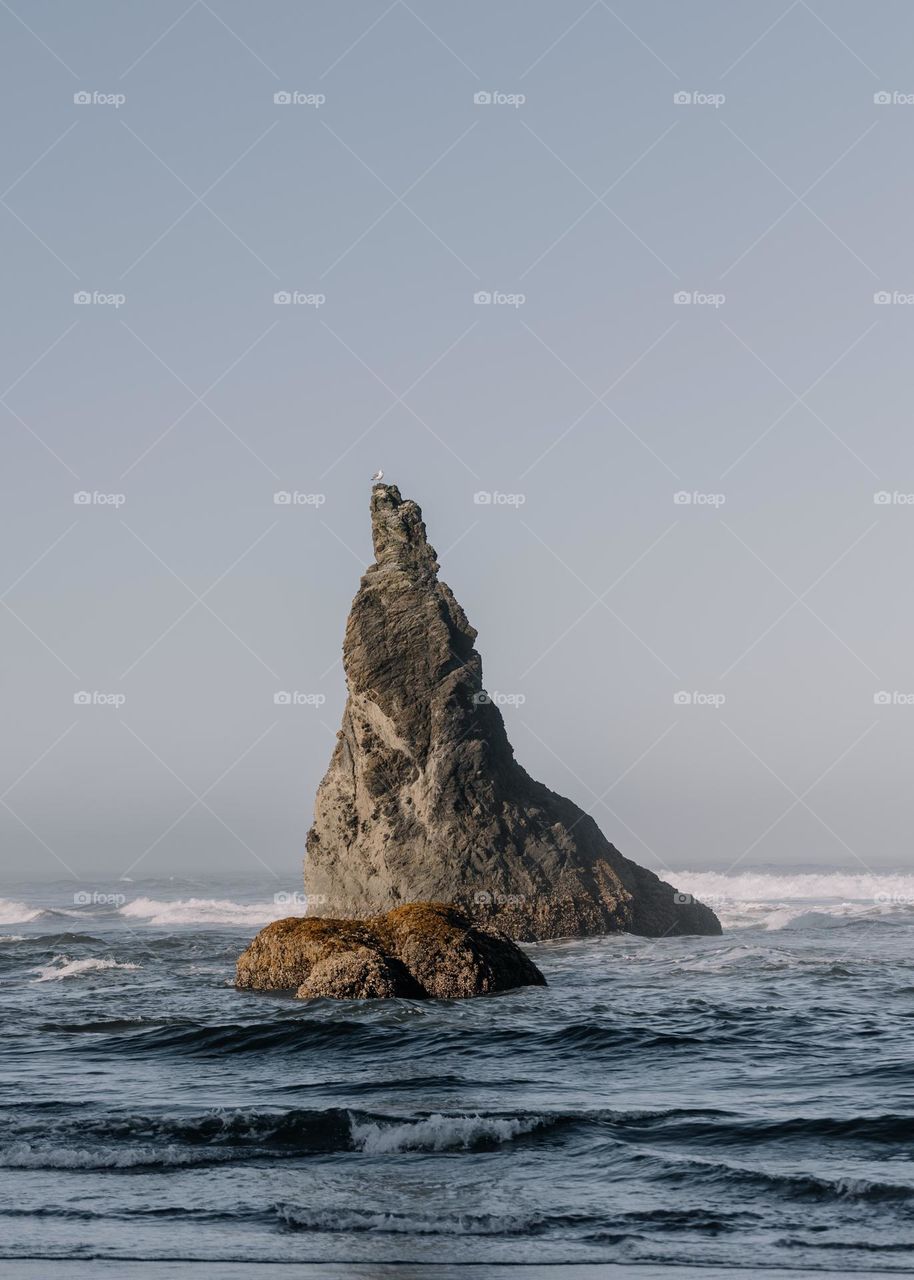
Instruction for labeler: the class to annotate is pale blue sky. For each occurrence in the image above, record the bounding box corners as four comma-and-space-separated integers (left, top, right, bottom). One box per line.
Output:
1, 1, 913, 882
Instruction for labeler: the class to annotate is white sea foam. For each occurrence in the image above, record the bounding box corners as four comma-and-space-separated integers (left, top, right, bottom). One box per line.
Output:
118, 896, 311, 927
661, 870, 914, 930
32, 955, 140, 982
349, 1112, 543, 1154
0, 898, 41, 925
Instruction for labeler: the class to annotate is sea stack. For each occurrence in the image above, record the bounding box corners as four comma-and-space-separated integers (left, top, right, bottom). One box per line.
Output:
304, 484, 721, 941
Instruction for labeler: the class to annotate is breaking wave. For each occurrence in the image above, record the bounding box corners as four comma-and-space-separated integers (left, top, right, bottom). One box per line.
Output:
662, 870, 914, 930
118, 896, 311, 927
32, 956, 141, 982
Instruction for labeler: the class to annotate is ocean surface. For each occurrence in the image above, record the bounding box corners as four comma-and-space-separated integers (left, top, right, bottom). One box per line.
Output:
0, 870, 913, 1274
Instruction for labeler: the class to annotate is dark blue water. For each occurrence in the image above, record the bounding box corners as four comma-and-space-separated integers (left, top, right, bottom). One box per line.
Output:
1, 874, 912, 1271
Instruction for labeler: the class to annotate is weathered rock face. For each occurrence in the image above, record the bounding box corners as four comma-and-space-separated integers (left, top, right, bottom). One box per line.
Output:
305, 484, 721, 941
236, 903, 546, 999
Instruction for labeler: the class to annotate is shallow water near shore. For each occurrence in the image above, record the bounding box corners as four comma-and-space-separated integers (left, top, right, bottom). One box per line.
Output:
0, 872, 912, 1271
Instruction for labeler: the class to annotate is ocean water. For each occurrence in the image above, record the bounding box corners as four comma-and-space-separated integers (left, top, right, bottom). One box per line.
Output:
0, 871, 913, 1274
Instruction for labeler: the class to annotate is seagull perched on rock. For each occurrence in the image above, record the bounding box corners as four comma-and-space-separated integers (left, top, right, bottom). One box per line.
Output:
370, 469, 384, 483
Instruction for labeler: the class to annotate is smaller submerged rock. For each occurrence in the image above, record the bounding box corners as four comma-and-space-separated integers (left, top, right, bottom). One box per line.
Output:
236, 902, 546, 1000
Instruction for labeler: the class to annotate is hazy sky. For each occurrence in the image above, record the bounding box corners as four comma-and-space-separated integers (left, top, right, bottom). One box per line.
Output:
1, 1, 912, 886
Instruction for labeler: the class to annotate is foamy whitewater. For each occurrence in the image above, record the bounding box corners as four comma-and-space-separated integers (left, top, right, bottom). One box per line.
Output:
1, 872, 912, 1271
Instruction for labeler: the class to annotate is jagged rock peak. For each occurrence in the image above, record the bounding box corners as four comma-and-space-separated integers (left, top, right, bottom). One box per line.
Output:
304, 482, 721, 941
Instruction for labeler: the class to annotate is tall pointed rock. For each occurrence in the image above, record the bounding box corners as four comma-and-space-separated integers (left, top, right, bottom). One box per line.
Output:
305, 484, 721, 939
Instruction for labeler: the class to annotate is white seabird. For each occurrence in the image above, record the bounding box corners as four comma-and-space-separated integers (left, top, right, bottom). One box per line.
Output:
371, 469, 384, 483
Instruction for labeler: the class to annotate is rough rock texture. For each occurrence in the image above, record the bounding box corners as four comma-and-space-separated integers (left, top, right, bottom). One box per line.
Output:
235, 902, 546, 999
304, 484, 721, 941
